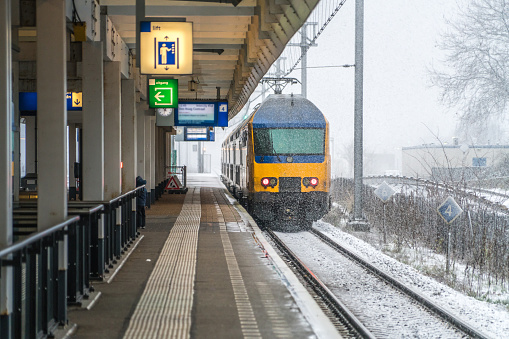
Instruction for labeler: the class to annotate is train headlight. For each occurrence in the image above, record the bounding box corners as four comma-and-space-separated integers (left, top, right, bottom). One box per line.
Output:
303, 177, 319, 188
261, 177, 277, 188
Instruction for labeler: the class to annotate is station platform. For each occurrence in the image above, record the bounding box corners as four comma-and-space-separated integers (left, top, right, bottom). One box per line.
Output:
67, 174, 338, 339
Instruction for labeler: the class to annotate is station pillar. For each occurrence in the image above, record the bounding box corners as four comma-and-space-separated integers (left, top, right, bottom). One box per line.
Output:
144, 115, 152, 205
68, 123, 77, 199
36, 0, 69, 329
25, 116, 36, 174
122, 79, 137, 230
82, 41, 104, 202
0, 0, 13, 335
103, 61, 122, 199
150, 117, 156, 202
82, 41, 105, 271
136, 102, 147, 180
155, 127, 162, 188
36, 0, 67, 228
121, 79, 137, 193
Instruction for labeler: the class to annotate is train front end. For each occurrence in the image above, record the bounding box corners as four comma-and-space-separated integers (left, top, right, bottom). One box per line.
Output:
248, 94, 331, 229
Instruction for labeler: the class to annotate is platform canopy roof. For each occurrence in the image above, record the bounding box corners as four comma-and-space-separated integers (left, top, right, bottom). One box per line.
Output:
101, 0, 319, 119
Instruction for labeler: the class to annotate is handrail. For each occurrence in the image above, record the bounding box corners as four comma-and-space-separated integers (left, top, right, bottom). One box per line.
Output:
0, 215, 80, 258
99, 186, 145, 206
67, 204, 104, 215
88, 204, 105, 214
120, 185, 144, 200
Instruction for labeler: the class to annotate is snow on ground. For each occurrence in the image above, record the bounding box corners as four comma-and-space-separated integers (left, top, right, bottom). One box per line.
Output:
313, 220, 509, 339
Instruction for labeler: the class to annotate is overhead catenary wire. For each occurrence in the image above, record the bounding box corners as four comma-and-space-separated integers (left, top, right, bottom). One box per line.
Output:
266, 0, 349, 78
293, 64, 355, 69
229, 1, 349, 126
72, 0, 82, 24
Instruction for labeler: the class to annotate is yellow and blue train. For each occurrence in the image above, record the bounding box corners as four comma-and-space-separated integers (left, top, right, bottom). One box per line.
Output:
221, 94, 331, 230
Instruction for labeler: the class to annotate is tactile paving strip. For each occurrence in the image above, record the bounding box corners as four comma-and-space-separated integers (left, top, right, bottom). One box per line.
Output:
207, 188, 262, 338
123, 188, 201, 339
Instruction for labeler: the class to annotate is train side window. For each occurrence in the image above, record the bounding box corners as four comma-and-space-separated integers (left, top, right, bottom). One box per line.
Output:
233, 143, 236, 164
241, 131, 247, 147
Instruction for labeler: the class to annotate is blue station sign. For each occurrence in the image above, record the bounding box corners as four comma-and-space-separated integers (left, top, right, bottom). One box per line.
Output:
174, 101, 228, 127
184, 127, 215, 141
20, 92, 83, 113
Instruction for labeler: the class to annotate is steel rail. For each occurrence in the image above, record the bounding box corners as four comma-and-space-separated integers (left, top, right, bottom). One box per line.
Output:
310, 228, 491, 339
265, 229, 375, 339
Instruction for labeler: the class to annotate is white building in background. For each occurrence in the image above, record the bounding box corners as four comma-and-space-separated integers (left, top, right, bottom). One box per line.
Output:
401, 143, 509, 180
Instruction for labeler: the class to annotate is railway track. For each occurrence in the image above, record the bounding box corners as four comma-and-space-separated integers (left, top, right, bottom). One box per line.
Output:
265, 228, 375, 339
309, 228, 489, 339
266, 227, 491, 339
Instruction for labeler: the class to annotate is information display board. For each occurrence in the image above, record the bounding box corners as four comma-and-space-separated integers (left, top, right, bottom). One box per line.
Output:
174, 127, 215, 141
185, 127, 209, 141
177, 103, 215, 126
174, 101, 228, 127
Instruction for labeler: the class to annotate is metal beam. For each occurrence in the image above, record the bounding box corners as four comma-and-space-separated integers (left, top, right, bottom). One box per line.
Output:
106, 5, 254, 16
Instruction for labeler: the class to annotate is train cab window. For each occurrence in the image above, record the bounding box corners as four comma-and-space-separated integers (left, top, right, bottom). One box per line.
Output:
253, 128, 325, 155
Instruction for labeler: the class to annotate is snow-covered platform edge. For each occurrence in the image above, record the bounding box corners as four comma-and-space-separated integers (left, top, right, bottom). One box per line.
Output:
224, 190, 342, 339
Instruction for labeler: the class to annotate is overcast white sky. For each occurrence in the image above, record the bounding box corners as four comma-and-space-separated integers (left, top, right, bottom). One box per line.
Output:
213, 0, 490, 174
301, 1, 464, 155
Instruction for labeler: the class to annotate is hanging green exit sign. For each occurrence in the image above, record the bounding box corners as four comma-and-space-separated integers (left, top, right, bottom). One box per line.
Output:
148, 79, 178, 108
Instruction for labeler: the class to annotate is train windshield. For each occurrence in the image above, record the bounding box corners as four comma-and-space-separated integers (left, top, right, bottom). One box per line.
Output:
253, 128, 325, 155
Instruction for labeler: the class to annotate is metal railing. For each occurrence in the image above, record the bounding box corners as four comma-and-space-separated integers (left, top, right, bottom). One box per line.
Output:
0, 216, 80, 338
155, 178, 170, 200
67, 204, 104, 304
73, 186, 142, 278
1, 184, 151, 338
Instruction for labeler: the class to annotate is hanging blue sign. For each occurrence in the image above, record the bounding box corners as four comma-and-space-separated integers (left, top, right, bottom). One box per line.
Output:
182, 127, 215, 141
19, 92, 83, 113
174, 101, 228, 127
19, 92, 37, 112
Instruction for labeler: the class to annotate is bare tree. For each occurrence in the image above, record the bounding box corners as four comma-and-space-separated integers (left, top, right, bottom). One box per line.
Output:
431, 0, 509, 125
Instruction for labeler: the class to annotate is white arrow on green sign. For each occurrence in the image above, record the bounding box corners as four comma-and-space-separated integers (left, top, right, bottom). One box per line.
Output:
148, 78, 178, 108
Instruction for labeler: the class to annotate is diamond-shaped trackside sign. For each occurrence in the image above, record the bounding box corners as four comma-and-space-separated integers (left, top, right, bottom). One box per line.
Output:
437, 196, 463, 224
374, 181, 396, 203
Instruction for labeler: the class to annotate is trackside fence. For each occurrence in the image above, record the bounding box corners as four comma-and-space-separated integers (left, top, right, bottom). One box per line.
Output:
330, 177, 509, 296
